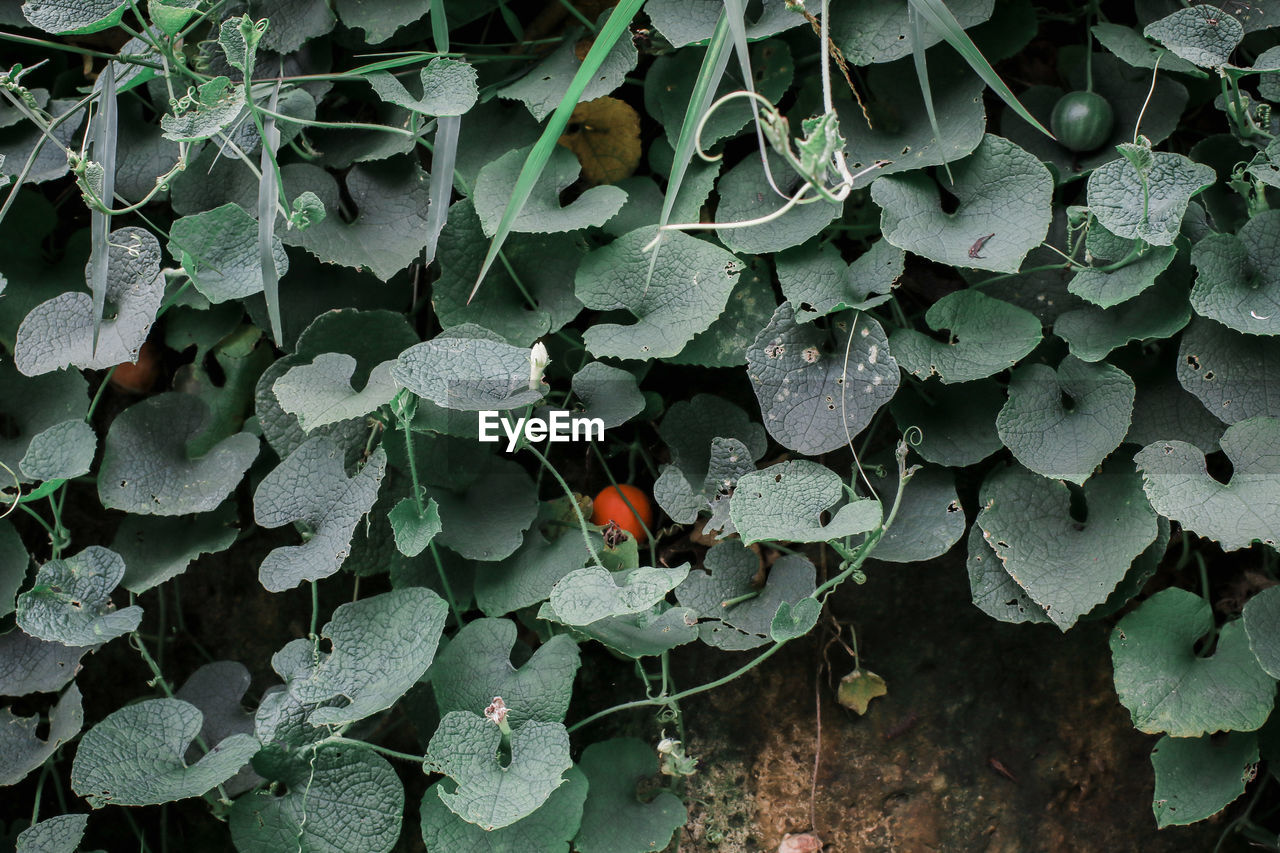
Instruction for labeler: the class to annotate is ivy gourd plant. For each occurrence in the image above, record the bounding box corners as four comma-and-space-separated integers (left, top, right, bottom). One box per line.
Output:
0, 0, 1279, 849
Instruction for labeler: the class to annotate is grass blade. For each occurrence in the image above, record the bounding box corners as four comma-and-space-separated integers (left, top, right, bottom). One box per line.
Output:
424, 114, 460, 267
468, 0, 645, 303
89, 61, 117, 354
644, 11, 733, 288
905, 0, 1054, 140
258, 81, 283, 345
723, 0, 785, 197
909, 6, 954, 184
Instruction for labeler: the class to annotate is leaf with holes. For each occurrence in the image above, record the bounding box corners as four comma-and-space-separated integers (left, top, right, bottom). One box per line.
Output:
253, 436, 386, 592
1178, 318, 1280, 424
1111, 588, 1275, 736
731, 460, 882, 544
15, 547, 142, 647
431, 618, 581, 725
776, 239, 904, 324
98, 393, 260, 516
425, 711, 573, 830
872, 134, 1052, 273
71, 698, 259, 807
1151, 732, 1258, 828
889, 290, 1042, 383
747, 303, 899, 456
977, 462, 1158, 630
1135, 417, 1280, 552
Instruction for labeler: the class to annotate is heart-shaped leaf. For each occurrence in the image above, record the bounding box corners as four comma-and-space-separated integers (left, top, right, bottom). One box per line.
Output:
15, 546, 142, 646
731, 460, 882, 544
573, 738, 686, 853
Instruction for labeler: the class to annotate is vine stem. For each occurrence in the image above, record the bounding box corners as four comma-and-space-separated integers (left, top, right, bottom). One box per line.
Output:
320, 736, 425, 764
524, 444, 605, 569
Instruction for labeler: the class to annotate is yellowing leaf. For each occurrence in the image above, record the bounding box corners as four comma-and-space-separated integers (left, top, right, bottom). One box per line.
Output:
557, 97, 641, 185
836, 669, 888, 715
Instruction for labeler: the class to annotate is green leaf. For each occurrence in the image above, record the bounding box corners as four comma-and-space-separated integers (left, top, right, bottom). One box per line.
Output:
569, 362, 644, 428
547, 565, 690, 626
889, 377, 1005, 466
393, 328, 546, 411
160, 77, 246, 142
499, 20, 638, 122
0, 363, 88, 485
1178, 318, 1280, 424
425, 711, 573, 831
858, 463, 965, 563
965, 524, 1051, 625
273, 354, 398, 431
872, 134, 1052, 273
1111, 588, 1275, 737
676, 541, 815, 649
574, 738, 686, 853
367, 58, 478, 116
474, 0, 645, 300
1151, 732, 1258, 828
1087, 152, 1215, 247
0, 629, 91, 697
996, 356, 1135, 484
15, 813, 88, 853
149, 0, 200, 36
15, 227, 165, 375
2, 686, 82, 787
98, 393, 260, 516
1091, 22, 1209, 77
1067, 230, 1177, 309
746, 303, 899, 456
889, 290, 1042, 383
421, 766, 588, 853
548, 603, 700, 658
713, 150, 843, 255
474, 146, 626, 237
1190, 211, 1280, 336
769, 597, 822, 642
731, 460, 882, 545
277, 160, 433, 282
301, 588, 448, 726
1135, 417, 1280, 552
576, 227, 744, 360
388, 495, 441, 558
832, 0, 994, 65
230, 743, 403, 853
977, 462, 1158, 630
175, 661, 260, 797
169, 203, 289, 304
647, 0, 810, 46
836, 60, 988, 190
474, 514, 596, 616
776, 239, 904, 324
431, 618, 581, 725
253, 437, 387, 592
433, 200, 584, 347
1126, 369, 1224, 455
1055, 276, 1192, 362
15, 547, 143, 646
0, 523, 27, 620
22, 0, 125, 33
655, 436, 755, 529
666, 264, 777, 369
332, 0, 427, 42
1144, 6, 1244, 68
1244, 586, 1280, 678
255, 357, 370, 470
114, 505, 238, 594
71, 698, 259, 808
19, 420, 95, 483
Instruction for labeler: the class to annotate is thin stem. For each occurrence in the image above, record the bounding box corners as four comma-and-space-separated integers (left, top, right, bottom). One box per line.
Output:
524, 444, 605, 569
429, 542, 465, 625
322, 736, 424, 763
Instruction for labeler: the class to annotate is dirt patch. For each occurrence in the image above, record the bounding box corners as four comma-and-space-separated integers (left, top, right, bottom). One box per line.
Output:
672, 552, 1227, 852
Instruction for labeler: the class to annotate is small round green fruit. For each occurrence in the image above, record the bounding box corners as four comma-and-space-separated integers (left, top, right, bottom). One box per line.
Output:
1050, 91, 1115, 153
